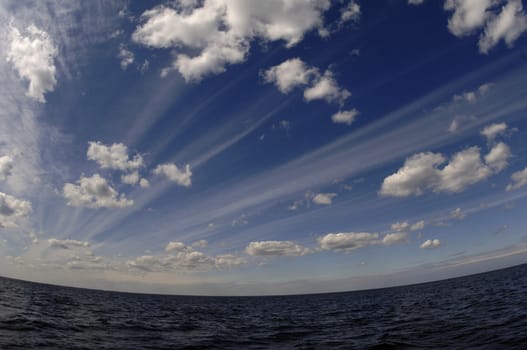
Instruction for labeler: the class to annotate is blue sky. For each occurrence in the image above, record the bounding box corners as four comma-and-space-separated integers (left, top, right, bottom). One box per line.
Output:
1, 0, 527, 295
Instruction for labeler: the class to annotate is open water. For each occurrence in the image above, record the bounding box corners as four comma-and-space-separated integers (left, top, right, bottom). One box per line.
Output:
1, 264, 526, 349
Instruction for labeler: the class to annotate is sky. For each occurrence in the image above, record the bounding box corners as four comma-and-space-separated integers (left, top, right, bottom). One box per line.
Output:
1, 0, 527, 296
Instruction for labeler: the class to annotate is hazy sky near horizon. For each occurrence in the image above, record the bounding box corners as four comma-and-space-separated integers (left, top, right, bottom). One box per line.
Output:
1, 0, 527, 295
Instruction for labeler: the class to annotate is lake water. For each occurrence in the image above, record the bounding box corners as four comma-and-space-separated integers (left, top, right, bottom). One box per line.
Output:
1, 264, 526, 349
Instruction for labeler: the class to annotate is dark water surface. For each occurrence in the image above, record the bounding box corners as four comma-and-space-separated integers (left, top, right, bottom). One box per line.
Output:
1, 264, 527, 349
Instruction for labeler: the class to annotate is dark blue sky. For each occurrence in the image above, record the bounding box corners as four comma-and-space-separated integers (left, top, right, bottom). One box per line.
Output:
0, 0, 527, 295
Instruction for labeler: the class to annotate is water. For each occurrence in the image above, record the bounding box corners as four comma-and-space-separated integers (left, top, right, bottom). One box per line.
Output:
1, 264, 526, 349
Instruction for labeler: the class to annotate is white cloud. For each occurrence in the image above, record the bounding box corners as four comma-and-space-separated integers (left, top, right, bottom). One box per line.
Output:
410, 220, 425, 231
165, 241, 187, 252
121, 171, 140, 185
139, 178, 150, 188
451, 207, 466, 219
264, 59, 351, 105
63, 174, 133, 209
118, 44, 134, 70
382, 232, 408, 246
391, 220, 424, 232
479, 0, 527, 53
331, 109, 359, 126
7, 25, 57, 103
66, 255, 107, 271
481, 122, 508, 142
453, 83, 493, 103
153, 163, 192, 187
444, 0, 495, 37
380, 152, 446, 197
408, 0, 425, 4
262, 58, 317, 93
214, 254, 246, 268
312, 192, 336, 205
318, 232, 379, 252
303, 70, 351, 104
87, 141, 144, 171
48, 238, 90, 249
391, 221, 410, 232
0, 156, 14, 181
484, 142, 510, 172
420, 239, 441, 249
288, 199, 304, 211
438, 146, 492, 193
506, 166, 527, 191
132, 1, 331, 81
444, 0, 527, 53
380, 144, 510, 197
192, 239, 208, 248
448, 115, 477, 133
245, 240, 311, 256
0, 192, 32, 228
121, 172, 149, 188
340, 1, 361, 24
127, 249, 245, 272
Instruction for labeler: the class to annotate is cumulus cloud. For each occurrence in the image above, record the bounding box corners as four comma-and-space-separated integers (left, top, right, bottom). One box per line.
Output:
303, 70, 351, 104
129, 241, 245, 271
7, 25, 58, 103
445, 0, 494, 37
331, 109, 359, 126
132, 1, 331, 81
451, 207, 466, 219
245, 240, 311, 256
63, 174, 133, 209
312, 192, 337, 205
127, 249, 245, 272
262, 58, 317, 93
263, 59, 351, 105
48, 238, 90, 249
410, 220, 425, 231
484, 142, 511, 172
391, 221, 410, 232
438, 146, 493, 193
153, 163, 192, 187
453, 83, 493, 103
121, 171, 150, 188
165, 241, 187, 252
391, 220, 425, 232
340, 0, 361, 24
288, 199, 305, 211
192, 239, 208, 248
380, 152, 446, 197
420, 239, 441, 249
479, 0, 527, 53
0, 192, 32, 228
87, 141, 144, 171
318, 232, 379, 252
66, 255, 107, 271
506, 166, 527, 191
448, 115, 477, 133
118, 44, 135, 70
481, 122, 508, 142
444, 0, 527, 53
380, 143, 510, 197
121, 171, 140, 185
0, 156, 14, 181
382, 232, 408, 246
